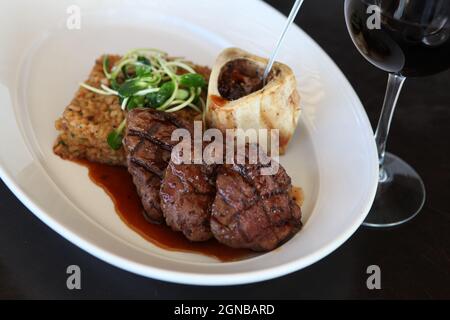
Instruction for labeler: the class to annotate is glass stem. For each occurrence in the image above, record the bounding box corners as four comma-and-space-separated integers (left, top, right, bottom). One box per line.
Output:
375, 73, 406, 177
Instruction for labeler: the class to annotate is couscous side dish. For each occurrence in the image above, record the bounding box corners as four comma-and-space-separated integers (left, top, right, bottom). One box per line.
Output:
53, 55, 127, 165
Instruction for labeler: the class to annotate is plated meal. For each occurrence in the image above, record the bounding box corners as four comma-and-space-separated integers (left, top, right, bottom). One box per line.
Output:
53, 47, 303, 260
0, 0, 379, 284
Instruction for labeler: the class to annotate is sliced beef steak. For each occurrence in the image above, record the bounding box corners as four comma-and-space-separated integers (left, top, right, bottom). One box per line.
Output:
210, 150, 302, 251
123, 109, 192, 223
160, 161, 216, 241
124, 110, 302, 251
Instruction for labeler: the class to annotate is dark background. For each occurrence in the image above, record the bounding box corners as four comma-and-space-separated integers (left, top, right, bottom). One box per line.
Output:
1, 0, 449, 299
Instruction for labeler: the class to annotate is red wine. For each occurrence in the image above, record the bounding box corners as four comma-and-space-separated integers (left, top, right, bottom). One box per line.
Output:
345, 0, 450, 77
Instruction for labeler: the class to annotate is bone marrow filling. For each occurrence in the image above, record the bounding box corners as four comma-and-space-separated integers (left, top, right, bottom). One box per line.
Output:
218, 59, 264, 100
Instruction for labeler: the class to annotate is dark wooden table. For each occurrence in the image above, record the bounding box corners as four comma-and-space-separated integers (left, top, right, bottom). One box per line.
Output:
1, 0, 449, 299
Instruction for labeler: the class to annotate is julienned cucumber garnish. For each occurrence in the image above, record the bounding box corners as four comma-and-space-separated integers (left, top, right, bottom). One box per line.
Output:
79, 49, 207, 150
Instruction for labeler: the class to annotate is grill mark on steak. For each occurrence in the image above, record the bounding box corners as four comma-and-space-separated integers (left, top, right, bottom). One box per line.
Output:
124, 109, 193, 223
160, 160, 217, 242
210, 148, 302, 251
127, 139, 171, 178
127, 130, 174, 152
127, 117, 187, 151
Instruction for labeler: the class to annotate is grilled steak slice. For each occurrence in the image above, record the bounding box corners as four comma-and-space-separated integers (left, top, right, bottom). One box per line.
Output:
160, 161, 216, 241
210, 149, 302, 251
123, 109, 193, 223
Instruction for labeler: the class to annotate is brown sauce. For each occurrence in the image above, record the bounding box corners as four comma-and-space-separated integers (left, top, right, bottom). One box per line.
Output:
210, 95, 227, 107
75, 160, 253, 262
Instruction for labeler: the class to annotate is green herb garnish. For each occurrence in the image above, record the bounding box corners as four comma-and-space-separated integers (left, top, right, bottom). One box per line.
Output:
103, 55, 111, 78
137, 56, 151, 65
179, 73, 206, 88
107, 119, 127, 150
118, 79, 151, 97
135, 64, 152, 77
80, 48, 207, 150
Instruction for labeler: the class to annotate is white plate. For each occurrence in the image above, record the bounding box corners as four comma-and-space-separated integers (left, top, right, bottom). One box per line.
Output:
0, 0, 378, 285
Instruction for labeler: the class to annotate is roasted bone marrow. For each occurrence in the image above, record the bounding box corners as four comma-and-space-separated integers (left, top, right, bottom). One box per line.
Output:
206, 48, 301, 154
218, 58, 265, 100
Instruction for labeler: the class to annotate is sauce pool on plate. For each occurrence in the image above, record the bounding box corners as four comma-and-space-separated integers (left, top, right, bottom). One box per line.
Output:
75, 160, 253, 262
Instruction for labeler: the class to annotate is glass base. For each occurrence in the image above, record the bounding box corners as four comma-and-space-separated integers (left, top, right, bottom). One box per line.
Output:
363, 152, 426, 228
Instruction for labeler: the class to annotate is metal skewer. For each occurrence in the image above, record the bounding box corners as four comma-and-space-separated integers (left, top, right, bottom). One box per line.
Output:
262, 0, 305, 84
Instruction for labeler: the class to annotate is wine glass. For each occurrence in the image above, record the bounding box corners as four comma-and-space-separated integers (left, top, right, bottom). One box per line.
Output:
344, 0, 450, 227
